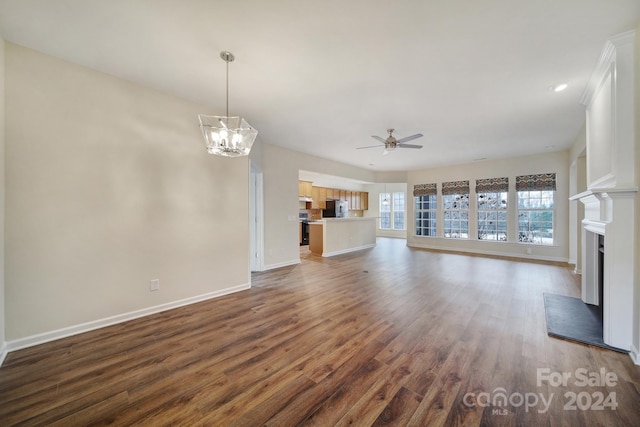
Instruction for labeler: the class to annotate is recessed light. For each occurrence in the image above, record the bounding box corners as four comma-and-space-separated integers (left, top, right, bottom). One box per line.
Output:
551, 83, 568, 92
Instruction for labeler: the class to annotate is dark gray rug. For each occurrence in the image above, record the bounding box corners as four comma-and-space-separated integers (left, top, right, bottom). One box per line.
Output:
543, 293, 626, 353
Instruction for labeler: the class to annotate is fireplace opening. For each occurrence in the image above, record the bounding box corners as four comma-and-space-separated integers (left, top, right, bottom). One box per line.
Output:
543, 230, 624, 353
597, 233, 604, 315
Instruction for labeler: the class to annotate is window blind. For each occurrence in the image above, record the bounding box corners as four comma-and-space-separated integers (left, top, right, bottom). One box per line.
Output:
476, 177, 509, 193
442, 180, 469, 195
515, 173, 556, 191
413, 183, 437, 197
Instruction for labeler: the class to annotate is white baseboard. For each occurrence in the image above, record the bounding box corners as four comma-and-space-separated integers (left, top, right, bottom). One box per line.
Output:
323, 243, 376, 258
0, 341, 7, 366
407, 242, 569, 264
630, 343, 640, 365
263, 259, 300, 271
5, 283, 250, 354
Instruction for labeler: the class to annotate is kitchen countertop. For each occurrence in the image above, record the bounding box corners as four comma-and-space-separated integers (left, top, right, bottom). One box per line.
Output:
308, 217, 377, 223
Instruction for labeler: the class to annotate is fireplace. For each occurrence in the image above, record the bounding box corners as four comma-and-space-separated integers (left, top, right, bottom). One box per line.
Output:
576, 190, 636, 352
573, 29, 637, 361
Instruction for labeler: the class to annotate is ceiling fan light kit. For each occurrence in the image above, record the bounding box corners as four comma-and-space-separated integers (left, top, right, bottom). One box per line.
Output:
357, 128, 424, 154
198, 51, 258, 157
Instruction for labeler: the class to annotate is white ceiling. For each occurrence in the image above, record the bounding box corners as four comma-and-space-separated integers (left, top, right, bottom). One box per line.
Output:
0, 0, 638, 171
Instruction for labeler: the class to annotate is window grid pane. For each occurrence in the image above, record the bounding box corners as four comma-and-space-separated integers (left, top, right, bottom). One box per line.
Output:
379, 193, 391, 229
517, 190, 554, 245
393, 192, 405, 230
477, 191, 508, 241
380, 192, 405, 230
415, 195, 437, 237
443, 194, 469, 239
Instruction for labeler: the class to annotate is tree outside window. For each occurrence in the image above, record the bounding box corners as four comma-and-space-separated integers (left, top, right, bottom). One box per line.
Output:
442, 180, 470, 239
517, 190, 554, 245
477, 192, 508, 241
443, 194, 469, 239
515, 173, 556, 246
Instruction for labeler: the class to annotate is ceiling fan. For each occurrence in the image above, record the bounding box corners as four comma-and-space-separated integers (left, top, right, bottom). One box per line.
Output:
356, 129, 424, 155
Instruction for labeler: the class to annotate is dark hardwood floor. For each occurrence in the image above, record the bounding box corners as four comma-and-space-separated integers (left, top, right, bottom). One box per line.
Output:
1, 237, 640, 426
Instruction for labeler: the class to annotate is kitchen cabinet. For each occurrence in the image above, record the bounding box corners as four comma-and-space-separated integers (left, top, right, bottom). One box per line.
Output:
351, 192, 361, 210
361, 192, 368, 210
299, 181, 313, 198
299, 181, 369, 211
309, 222, 323, 255
311, 186, 327, 209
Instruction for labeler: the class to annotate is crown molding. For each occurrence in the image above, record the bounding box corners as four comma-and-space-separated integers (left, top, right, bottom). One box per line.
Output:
581, 29, 636, 106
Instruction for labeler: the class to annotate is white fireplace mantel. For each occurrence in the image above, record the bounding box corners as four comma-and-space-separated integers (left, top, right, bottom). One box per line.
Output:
573, 187, 637, 352
575, 29, 637, 362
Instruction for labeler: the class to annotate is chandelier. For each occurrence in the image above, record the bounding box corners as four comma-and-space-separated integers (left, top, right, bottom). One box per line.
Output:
198, 51, 258, 157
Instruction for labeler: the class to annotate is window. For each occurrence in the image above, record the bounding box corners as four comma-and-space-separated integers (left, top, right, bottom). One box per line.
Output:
379, 192, 405, 230
442, 180, 469, 239
477, 192, 508, 241
476, 177, 509, 241
516, 173, 556, 245
393, 192, 405, 229
414, 183, 437, 237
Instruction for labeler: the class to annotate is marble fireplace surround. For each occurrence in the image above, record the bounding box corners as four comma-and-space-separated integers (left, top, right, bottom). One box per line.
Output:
572, 188, 637, 352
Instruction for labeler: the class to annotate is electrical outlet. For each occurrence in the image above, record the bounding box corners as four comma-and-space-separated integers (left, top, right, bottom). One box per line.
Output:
150, 279, 160, 291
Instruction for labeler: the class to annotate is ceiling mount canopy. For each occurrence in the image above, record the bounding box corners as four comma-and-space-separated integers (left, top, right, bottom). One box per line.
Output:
198, 51, 258, 157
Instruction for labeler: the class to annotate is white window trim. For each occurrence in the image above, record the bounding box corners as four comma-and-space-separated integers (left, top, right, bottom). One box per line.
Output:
380, 192, 406, 231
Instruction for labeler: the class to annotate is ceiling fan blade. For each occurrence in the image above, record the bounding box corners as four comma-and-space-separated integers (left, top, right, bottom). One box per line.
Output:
398, 143, 423, 149
372, 135, 386, 143
356, 144, 384, 149
395, 133, 423, 144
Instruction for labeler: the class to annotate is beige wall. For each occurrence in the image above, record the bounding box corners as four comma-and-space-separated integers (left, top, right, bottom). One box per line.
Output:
0, 37, 6, 356
4, 44, 250, 341
407, 151, 571, 262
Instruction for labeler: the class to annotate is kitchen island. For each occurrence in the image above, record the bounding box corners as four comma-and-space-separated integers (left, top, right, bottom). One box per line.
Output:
308, 217, 377, 257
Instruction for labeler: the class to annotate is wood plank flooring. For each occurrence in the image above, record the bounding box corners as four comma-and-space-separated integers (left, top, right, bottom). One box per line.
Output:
2, 237, 640, 426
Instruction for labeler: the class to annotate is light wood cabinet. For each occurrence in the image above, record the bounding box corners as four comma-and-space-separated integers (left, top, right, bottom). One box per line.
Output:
353, 192, 361, 210
298, 181, 312, 198
299, 181, 369, 210
311, 186, 327, 209
361, 192, 368, 210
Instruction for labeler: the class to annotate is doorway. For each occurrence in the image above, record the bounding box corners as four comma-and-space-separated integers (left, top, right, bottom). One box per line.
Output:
250, 163, 264, 272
